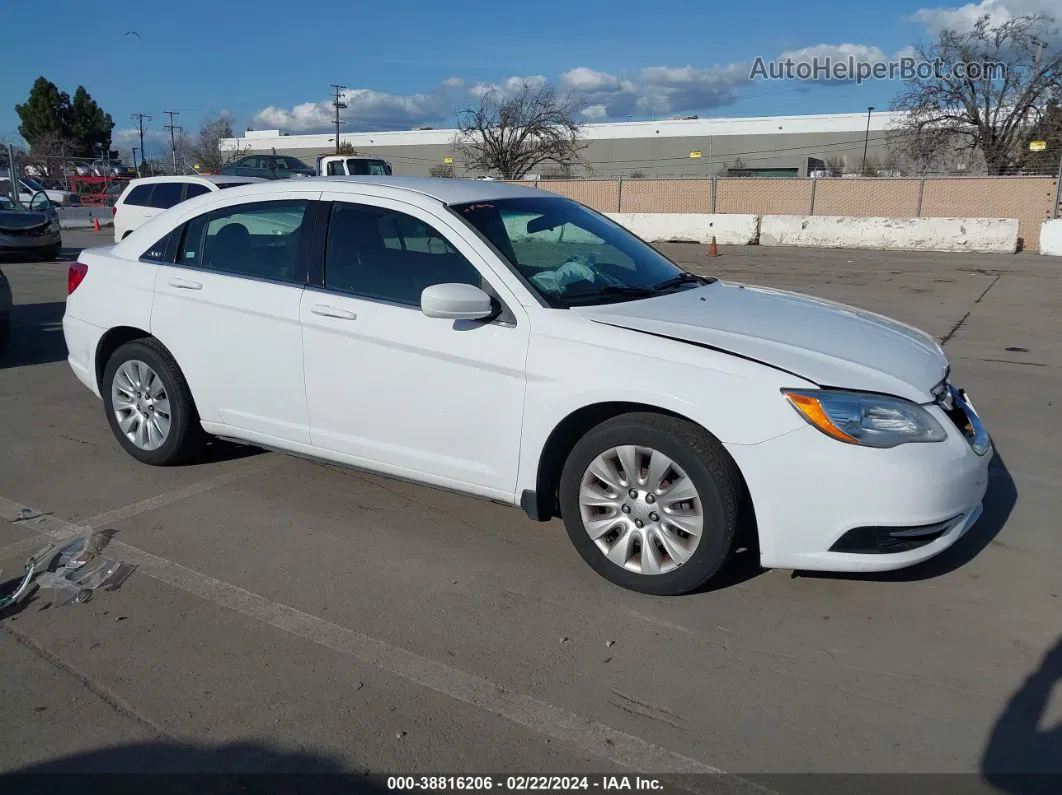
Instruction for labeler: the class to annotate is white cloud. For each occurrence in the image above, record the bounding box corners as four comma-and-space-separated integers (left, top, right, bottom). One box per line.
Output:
580, 104, 609, 120
561, 67, 622, 93
442, 76, 464, 87
910, 0, 1058, 34
776, 43, 889, 64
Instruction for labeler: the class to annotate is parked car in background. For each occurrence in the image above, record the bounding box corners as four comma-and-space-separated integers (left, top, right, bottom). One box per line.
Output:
219, 154, 314, 180
1, 173, 80, 206
0, 264, 11, 353
64, 177, 991, 595
0, 192, 61, 262
91, 159, 136, 178
315, 154, 392, 176
112, 175, 267, 242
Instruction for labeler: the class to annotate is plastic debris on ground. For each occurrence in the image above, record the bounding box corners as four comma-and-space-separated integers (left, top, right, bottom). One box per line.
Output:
0, 531, 134, 614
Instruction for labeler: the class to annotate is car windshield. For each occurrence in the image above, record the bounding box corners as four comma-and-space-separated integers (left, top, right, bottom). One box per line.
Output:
21, 177, 46, 192
278, 157, 309, 170
452, 196, 706, 306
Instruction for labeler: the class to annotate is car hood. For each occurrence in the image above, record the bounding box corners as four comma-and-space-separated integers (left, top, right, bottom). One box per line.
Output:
572, 281, 948, 403
0, 210, 52, 231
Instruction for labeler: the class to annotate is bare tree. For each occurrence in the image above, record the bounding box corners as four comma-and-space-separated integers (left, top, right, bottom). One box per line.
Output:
457, 83, 586, 180
825, 156, 846, 176
891, 14, 1062, 175
190, 114, 235, 173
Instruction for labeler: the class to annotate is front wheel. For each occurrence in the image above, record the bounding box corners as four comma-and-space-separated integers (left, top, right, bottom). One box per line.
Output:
102, 339, 205, 465
559, 412, 743, 595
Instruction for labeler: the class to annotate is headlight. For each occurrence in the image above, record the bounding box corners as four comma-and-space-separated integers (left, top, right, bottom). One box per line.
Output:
782, 389, 947, 448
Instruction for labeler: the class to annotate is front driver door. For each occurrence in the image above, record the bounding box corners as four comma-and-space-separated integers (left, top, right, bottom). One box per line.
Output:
299, 195, 530, 498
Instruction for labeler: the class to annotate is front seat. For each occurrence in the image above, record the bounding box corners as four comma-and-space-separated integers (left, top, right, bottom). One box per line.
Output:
208, 222, 252, 273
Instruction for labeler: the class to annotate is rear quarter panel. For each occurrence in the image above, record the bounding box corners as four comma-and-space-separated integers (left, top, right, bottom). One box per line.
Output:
64, 244, 159, 392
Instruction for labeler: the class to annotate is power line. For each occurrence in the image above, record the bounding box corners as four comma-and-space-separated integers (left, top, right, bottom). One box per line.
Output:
163, 110, 181, 174
130, 112, 152, 174
330, 85, 347, 154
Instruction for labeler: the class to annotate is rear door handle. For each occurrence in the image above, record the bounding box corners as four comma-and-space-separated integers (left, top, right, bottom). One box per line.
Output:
311, 305, 357, 320
168, 277, 202, 290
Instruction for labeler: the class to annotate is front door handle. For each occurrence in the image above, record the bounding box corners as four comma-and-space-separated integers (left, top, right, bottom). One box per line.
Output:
311, 305, 357, 320
168, 278, 202, 290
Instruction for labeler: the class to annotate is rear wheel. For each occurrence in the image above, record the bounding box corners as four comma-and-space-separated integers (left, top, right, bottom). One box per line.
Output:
559, 412, 742, 595
102, 339, 205, 465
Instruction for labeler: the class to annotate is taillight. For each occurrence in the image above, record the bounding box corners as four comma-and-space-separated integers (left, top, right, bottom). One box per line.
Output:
68, 262, 88, 295
111, 205, 117, 216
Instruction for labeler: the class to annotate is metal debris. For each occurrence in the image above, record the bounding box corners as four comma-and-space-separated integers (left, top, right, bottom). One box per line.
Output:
606, 640, 615, 647
0, 532, 133, 614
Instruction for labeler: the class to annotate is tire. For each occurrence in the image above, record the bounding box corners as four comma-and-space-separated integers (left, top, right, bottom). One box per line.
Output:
559, 412, 742, 595
102, 338, 205, 465
38, 244, 61, 261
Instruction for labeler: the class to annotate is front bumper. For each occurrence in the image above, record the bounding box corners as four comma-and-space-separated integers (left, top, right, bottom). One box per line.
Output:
727, 388, 992, 573
0, 230, 61, 254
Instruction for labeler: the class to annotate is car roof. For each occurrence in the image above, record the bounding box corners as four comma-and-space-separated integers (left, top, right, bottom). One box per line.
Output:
203, 175, 549, 204
123, 174, 268, 187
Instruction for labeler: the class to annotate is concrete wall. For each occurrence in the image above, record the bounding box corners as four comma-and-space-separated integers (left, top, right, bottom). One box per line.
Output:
605, 213, 758, 245
1040, 219, 1062, 256
759, 215, 1018, 253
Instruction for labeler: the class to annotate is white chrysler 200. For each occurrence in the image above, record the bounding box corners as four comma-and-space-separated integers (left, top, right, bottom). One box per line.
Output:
62, 177, 992, 595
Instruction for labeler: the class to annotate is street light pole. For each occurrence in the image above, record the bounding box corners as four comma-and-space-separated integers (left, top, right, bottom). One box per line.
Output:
861, 106, 874, 175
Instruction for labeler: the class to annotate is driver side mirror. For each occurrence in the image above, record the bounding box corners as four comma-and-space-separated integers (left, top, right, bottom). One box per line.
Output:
421, 283, 495, 321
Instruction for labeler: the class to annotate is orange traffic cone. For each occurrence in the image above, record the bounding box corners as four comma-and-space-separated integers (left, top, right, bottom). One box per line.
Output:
92, 217, 101, 232
708, 235, 718, 257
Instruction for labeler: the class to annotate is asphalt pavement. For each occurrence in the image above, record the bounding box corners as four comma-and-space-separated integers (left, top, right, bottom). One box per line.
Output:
0, 229, 1059, 792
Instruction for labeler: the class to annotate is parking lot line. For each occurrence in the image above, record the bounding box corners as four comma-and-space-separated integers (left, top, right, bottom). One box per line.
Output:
78, 453, 283, 530
0, 494, 773, 791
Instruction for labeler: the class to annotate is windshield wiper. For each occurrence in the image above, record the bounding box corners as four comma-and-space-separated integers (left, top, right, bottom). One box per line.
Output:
560, 284, 658, 303
651, 272, 711, 291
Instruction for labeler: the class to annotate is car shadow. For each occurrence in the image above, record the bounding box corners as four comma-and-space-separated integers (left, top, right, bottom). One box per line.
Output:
191, 438, 266, 465
981, 636, 1062, 794
0, 739, 383, 792
0, 300, 68, 369
792, 447, 1017, 584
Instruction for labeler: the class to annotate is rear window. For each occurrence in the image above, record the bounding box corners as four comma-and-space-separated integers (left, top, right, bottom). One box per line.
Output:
216, 182, 251, 190
185, 183, 210, 199
123, 184, 154, 206
150, 182, 184, 209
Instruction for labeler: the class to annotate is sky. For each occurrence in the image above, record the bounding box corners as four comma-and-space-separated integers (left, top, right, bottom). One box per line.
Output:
2, 0, 1058, 158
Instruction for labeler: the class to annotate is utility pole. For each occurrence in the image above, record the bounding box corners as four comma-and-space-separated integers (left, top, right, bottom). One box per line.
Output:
861, 106, 874, 175
163, 110, 181, 174
330, 84, 347, 154
131, 112, 152, 175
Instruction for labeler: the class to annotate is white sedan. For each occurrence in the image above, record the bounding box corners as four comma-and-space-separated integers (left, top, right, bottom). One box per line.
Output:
62, 177, 992, 595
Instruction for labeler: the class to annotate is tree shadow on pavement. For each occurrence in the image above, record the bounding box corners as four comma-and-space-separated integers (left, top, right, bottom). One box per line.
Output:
0, 740, 384, 794
793, 446, 1017, 584
981, 636, 1062, 795
0, 300, 68, 369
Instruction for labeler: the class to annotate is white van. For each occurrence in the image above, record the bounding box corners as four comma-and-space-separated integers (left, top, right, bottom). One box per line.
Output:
112, 175, 265, 242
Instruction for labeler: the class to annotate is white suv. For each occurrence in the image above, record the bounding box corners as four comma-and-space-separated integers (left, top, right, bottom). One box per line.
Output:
112, 175, 265, 242
63, 177, 991, 595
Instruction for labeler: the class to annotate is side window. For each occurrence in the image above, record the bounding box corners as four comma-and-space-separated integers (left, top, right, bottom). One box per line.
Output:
142, 229, 177, 261
184, 183, 210, 200
124, 184, 154, 207
324, 203, 481, 306
327, 160, 343, 176
149, 182, 184, 210
177, 200, 308, 282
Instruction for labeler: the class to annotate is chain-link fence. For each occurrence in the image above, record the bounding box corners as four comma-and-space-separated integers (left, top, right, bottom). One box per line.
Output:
526, 175, 1060, 251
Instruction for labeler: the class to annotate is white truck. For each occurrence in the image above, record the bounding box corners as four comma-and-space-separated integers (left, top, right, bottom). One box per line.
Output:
315, 154, 393, 177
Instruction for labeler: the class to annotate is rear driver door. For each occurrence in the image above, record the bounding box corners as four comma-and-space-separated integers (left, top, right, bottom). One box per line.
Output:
150, 194, 317, 444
